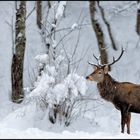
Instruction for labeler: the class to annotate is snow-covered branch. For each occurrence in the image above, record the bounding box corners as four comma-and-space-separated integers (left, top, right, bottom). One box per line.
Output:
55, 1, 66, 20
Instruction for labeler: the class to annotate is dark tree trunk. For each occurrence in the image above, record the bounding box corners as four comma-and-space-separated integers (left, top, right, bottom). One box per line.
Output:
11, 1, 26, 103
89, 1, 108, 65
97, 2, 117, 50
36, 1, 42, 29
136, 0, 140, 35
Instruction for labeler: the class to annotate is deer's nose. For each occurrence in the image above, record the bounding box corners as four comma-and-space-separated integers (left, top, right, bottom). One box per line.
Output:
86, 76, 89, 79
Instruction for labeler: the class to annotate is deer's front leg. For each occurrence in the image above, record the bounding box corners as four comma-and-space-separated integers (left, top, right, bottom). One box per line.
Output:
126, 112, 131, 134
121, 112, 131, 134
121, 110, 125, 133
125, 104, 131, 134
120, 105, 131, 134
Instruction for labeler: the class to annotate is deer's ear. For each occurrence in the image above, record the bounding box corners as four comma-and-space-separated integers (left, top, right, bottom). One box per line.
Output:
104, 65, 109, 74
93, 65, 98, 70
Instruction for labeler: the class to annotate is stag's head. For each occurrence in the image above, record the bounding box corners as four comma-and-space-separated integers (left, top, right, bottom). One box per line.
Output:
86, 48, 124, 83
86, 65, 109, 83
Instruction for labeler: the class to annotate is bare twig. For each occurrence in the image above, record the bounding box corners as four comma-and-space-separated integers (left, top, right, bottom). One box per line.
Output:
47, 23, 91, 37
5, 11, 15, 55
98, 2, 117, 50
58, 32, 71, 75
26, 5, 35, 20
55, 30, 73, 49
70, 46, 90, 66
70, 12, 90, 71
71, 26, 81, 59
114, 1, 136, 13
73, 44, 90, 72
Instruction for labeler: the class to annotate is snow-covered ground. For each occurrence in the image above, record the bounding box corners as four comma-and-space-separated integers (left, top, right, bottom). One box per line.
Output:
0, 127, 140, 139
0, 1, 140, 139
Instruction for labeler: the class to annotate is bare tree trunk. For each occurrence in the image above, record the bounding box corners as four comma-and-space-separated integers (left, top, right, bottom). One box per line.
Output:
36, 1, 42, 29
89, 1, 108, 65
11, 1, 26, 103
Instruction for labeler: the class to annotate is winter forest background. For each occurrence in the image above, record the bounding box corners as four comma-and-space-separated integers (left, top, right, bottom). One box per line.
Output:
0, 1, 140, 138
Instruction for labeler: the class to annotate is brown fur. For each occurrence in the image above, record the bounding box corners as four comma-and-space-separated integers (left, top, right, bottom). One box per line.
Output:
86, 65, 140, 134
97, 74, 140, 112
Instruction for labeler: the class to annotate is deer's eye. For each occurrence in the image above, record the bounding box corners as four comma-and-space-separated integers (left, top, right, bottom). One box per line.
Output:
98, 71, 102, 74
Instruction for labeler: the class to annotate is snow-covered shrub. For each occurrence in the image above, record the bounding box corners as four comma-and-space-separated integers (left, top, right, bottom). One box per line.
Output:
47, 73, 87, 125
25, 53, 87, 126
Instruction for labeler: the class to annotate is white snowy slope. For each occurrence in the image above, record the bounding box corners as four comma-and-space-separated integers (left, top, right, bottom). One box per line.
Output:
0, 1, 140, 139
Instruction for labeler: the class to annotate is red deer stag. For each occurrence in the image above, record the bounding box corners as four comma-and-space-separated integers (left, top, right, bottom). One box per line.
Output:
86, 48, 140, 134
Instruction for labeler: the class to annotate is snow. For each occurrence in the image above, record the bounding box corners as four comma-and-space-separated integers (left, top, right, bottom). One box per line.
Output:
64, 73, 87, 96
52, 39, 57, 48
0, 1, 140, 139
71, 23, 78, 30
55, 55, 65, 65
35, 54, 49, 64
51, 84, 67, 103
46, 65, 57, 77
52, 23, 56, 28
0, 127, 139, 139
55, 1, 66, 20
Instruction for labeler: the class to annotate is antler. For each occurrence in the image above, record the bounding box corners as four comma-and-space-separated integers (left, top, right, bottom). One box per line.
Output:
88, 53, 102, 66
88, 62, 94, 65
88, 47, 124, 67
108, 47, 124, 66
93, 54, 99, 62
93, 54, 102, 66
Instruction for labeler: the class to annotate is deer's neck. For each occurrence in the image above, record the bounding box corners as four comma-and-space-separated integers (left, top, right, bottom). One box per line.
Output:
97, 74, 118, 102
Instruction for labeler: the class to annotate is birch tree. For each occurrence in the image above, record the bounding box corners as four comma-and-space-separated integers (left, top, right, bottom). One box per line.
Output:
11, 1, 26, 103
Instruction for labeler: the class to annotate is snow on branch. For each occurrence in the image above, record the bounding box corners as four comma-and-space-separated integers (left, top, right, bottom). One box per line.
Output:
55, 1, 66, 20
113, 1, 136, 14
27, 52, 87, 102
35, 54, 49, 64
71, 23, 79, 30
